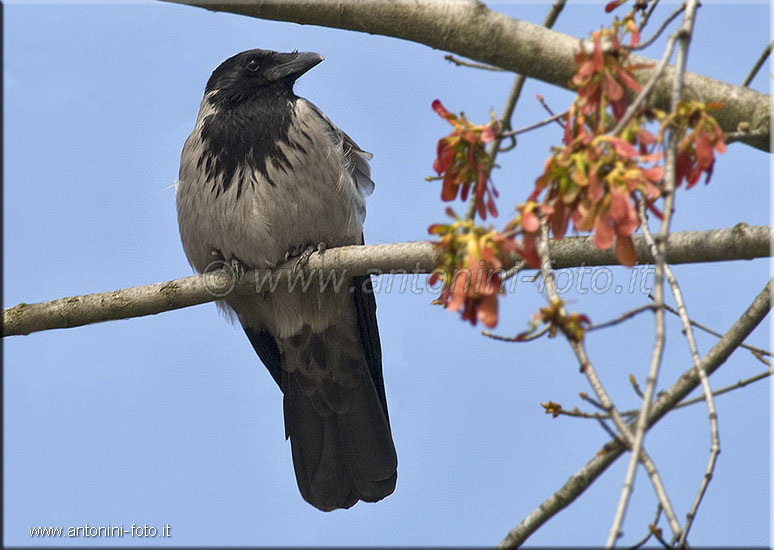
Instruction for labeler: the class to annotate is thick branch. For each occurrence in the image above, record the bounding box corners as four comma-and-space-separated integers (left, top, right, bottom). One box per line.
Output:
163, 0, 771, 152
3, 225, 770, 337
497, 278, 773, 548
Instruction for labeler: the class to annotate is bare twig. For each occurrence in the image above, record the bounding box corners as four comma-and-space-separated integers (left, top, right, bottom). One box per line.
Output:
553, 335, 772, 419
673, 368, 773, 410
750, 351, 773, 367
587, 304, 660, 332
639, 0, 663, 32
537, 226, 631, 440
628, 374, 645, 399
651, 524, 671, 548
444, 54, 505, 72
630, 3, 685, 51
610, 31, 679, 136
501, 259, 527, 284
741, 39, 773, 87
636, 452, 680, 539
536, 94, 565, 128
607, 218, 668, 544
649, 294, 773, 359
499, 111, 568, 138
580, 392, 607, 412
481, 325, 550, 343
556, 342, 771, 419
553, 406, 609, 420
597, 418, 622, 441
628, 505, 663, 550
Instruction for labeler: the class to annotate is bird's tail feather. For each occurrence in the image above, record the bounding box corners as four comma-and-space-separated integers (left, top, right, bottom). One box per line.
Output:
281, 327, 397, 511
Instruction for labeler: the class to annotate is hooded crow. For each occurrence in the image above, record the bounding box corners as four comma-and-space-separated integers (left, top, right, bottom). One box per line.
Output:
176, 49, 397, 511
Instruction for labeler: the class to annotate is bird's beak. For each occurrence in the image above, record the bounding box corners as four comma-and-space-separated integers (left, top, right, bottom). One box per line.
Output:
266, 52, 324, 82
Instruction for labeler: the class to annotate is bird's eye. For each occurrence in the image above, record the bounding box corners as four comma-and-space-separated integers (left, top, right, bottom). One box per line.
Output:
245, 59, 261, 72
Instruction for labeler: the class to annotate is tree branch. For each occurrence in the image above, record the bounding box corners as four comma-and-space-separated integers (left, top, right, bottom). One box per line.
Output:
161, 0, 772, 152
497, 277, 773, 548
741, 39, 773, 88
3, 225, 770, 337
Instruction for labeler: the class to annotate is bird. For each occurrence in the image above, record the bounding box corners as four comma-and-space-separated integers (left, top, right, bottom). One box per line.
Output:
175, 49, 397, 511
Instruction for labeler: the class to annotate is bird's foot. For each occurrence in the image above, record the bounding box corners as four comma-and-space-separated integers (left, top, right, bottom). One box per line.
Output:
287, 242, 326, 272
284, 244, 304, 263
229, 257, 247, 281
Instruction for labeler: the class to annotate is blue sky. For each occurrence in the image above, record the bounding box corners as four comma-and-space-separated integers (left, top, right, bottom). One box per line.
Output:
4, 1, 771, 546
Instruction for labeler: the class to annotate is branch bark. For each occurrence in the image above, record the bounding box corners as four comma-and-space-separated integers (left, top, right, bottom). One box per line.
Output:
3, 224, 770, 337
162, 0, 771, 152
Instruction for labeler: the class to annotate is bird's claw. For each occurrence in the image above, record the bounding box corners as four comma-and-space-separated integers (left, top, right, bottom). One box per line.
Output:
229, 257, 247, 281
289, 242, 327, 272
284, 245, 302, 263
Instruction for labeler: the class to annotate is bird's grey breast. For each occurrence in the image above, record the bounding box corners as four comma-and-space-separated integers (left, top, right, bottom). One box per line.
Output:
176, 95, 369, 273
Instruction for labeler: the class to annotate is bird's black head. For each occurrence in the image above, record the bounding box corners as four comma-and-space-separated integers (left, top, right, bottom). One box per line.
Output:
205, 49, 323, 105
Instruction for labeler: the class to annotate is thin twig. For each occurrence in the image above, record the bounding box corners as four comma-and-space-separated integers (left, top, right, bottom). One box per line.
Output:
535, 94, 565, 129
444, 54, 505, 72
630, 3, 685, 51
554, 406, 610, 420
499, 111, 568, 138
621, 366, 774, 417
648, 294, 773, 358
628, 505, 662, 550
636, 451, 680, 538
580, 392, 607, 412
741, 39, 773, 87
606, 206, 666, 544
572, 365, 774, 421
587, 303, 660, 332
628, 374, 645, 399
597, 418, 622, 441
673, 368, 773, 410
638, 0, 663, 32
651, 524, 671, 548
481, 325, 550, 342
750, 350, 773, 367
676, 325, 720, 546
501, 259, 526, 284
610, 30, 679, 136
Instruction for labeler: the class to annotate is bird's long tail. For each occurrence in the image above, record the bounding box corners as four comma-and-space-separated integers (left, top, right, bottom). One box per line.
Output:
281, 320, 397, 511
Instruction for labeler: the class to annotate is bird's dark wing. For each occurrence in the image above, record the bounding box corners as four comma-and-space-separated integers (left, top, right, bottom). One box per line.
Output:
243, 326, 282, 387
352, 273, 388, 420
